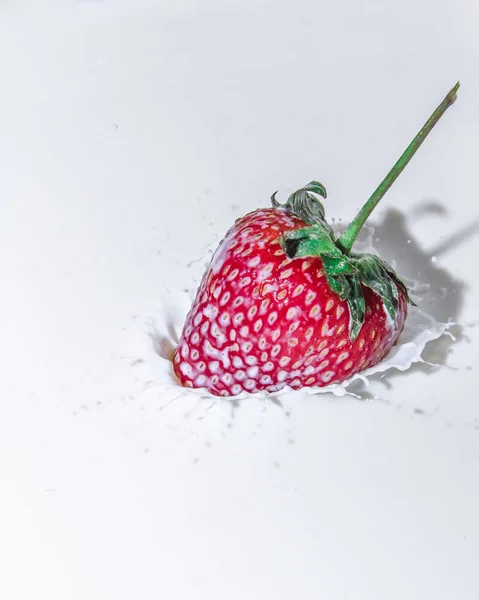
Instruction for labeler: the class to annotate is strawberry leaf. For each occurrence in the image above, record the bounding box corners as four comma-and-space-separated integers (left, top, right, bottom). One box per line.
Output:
346, 274, 366, 341
320, 254, 358, 276
351, 254, 399, 322
351, 252, 415, 319
271, 181, 333, 233
324, 272, 350, 300
280, 224, 339, 258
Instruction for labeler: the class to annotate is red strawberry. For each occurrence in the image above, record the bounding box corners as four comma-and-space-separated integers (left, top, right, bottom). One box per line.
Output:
173, 83, 459, 396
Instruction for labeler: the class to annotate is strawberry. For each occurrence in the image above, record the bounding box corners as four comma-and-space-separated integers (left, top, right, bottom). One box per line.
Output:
173, 83, 459, 396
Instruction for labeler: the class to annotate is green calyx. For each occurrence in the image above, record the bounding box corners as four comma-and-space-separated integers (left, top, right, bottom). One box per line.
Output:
271, 181, 329, 228
275, 206, 412, 341
272, 82, 459, 341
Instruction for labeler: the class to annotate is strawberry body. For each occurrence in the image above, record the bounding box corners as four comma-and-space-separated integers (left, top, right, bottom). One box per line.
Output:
173, 207, 407, 396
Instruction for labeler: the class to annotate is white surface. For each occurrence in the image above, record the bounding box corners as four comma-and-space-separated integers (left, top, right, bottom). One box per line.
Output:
1, 1, 479, 599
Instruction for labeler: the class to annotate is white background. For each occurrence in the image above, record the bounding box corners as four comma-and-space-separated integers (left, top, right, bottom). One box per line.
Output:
1, 1, 478, 599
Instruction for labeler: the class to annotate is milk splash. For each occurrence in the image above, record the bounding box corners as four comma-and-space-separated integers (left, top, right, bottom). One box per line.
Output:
141, 227, 454, 400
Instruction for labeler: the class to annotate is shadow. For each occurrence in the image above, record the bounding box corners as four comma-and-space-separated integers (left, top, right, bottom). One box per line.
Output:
148, 300, 181, 364
374, 206, 478, 321
363, 207, 466, 323
351, 200, 479, 395
409, 197, 448, 218
430, 219, 479, 259
149, 329, 176, 363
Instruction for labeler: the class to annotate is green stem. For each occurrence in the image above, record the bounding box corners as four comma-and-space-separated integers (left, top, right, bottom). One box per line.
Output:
337, 81, 460, 255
